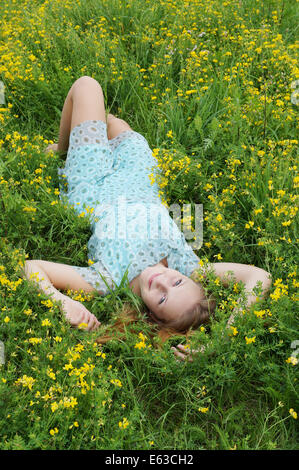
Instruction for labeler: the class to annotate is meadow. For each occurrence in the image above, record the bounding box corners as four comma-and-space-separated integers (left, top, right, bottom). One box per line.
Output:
0, 0, 298, 450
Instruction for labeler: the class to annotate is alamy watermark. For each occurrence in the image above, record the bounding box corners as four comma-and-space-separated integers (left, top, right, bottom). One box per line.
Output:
93, 196, 203, 250
0, 81, 5, 105
0, 341, 4, 365
290, 340, 299, 364
291, 80, 299, 106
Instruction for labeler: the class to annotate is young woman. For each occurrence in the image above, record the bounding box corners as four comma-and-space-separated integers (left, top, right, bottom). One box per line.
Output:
23, 76, 272, 357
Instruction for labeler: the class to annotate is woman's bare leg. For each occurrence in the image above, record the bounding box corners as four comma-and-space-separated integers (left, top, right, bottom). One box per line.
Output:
107, 113, 132, 140
46, 79, 131, 154
55, 76, 106, 154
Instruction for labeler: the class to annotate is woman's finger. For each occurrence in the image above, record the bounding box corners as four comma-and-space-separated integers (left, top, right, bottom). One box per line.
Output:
82, 311, 100, 331
171, 347, 192, 361
177, 344, 201, 355
86, 314, 97, 331
91, 317, 101, 331
176, 344, 190, 353
77, 310, 88, 328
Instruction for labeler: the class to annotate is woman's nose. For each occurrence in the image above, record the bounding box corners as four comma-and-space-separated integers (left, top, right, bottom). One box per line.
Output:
154, 275, 169, 289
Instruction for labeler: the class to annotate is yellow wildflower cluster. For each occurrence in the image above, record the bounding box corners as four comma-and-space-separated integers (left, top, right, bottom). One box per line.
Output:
198, 407, 209, 413
150, 148, 193, 192
289, 409, 297, 420
245, 336, 256, 345
253, 309, 271, 318
51, 396, 78, 413
134, 332, 152, 352
230, 326, 238, 336
286, 357, 298, 366
270, 279, 289, 301
28, 337, 43, 345
61, 344, 97, 394
0, 270, 23, 292
110, 379, 123, 388
14, 375, 36, 390
49, 428, 59, 436
118, 417, 129, 429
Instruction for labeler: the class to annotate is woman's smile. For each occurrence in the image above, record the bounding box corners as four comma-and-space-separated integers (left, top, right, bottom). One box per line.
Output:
148, 272, 162, 289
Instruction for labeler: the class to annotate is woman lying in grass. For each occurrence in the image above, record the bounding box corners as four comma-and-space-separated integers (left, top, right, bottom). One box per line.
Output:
23, 76, 272, 359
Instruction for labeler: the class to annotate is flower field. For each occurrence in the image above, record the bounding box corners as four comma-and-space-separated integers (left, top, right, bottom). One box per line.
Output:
0, 0, 298, 450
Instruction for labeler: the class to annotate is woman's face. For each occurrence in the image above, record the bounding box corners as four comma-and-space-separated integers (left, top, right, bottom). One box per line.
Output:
138, 262, 205, 323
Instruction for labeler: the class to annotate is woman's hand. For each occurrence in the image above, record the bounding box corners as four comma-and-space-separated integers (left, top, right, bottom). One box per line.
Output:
59, 296, 101, 331
171, 344, 204, 362
45, 143, 58, 154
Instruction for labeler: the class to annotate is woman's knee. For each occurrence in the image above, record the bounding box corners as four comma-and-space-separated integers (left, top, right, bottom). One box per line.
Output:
107, 114, 132, 140
71, 76, 102, 96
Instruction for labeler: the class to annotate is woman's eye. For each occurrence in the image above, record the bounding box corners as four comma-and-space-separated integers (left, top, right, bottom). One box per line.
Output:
158, 280, 182, 304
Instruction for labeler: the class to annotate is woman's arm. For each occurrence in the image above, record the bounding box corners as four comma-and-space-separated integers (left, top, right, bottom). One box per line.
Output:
173, 262, 273, 360
198, 262, 271, 288
23, 260, 101, 331
209, 263, 272, 326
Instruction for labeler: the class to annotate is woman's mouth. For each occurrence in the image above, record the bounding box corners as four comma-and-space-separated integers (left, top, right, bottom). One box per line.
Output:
148, 273, 161, 289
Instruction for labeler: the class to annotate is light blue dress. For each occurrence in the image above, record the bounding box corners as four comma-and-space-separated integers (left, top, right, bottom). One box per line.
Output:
57, 120, 200, 293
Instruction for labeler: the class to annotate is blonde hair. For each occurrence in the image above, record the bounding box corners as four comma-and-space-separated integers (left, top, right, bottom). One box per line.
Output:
96, 281, 217, 346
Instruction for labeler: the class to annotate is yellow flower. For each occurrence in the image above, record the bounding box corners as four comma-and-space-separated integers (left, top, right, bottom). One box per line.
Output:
286, 356, 298, 366
289, 409, 297, 419
118, 417, 129, 429
51, 402, 59, 413
245, 221, 254, 229
14, 375, 36, 390
110, 379, 122, 387
230, 326, 238, 336
134, 332, 148, 349
49, 428, 59, 436
4, 316, 10, 323
245, 336, 256, 344
24, 308, 33, 316
254, 309, 266, 318
198, 407, 209, 413
47, 368, 56, 380
62, 396, 78, 409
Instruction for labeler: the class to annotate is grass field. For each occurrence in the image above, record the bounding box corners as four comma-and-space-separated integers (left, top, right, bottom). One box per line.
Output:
0, 0, 298, 450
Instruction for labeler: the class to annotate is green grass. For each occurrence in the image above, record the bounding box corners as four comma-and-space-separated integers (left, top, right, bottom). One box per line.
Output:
0, 0, 298, 450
